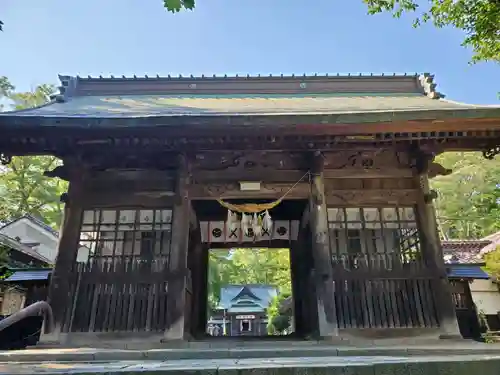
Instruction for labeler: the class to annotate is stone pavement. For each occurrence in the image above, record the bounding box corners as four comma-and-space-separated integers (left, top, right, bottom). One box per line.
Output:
2, 341, 500, 362
1, 354, 500, 375
3, 340, 500, 374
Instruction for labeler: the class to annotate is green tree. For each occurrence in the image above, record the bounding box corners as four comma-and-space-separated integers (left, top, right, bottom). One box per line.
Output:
161, 0, 500, 64
0, 76, 14, 97
227, 248, 291, 294
266, 292, 291, 334
163, 0, 195, 12
8, 84, 55, 110
207, 249, 237, 311
0, 78, 67, 229
0, 156, 66, 228
484, 246, 500, 280
0, 243, 10, 267
0, 76, 15, 111
207, 248, 292, 312
432, 151, 500, 239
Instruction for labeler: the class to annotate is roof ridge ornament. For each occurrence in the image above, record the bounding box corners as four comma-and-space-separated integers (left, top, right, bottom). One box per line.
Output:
419, 73, 442, 99
56, 75, 78, 102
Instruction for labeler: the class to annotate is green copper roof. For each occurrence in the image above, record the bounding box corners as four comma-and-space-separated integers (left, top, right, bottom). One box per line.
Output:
1, 74, 499, 129
0, 93, 494, 118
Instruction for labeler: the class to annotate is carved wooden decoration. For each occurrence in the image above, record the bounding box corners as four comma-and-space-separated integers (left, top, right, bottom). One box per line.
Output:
83, 170, 176, 194
189, 151, 309, 182
76, 151, 179, 171
325, 189, 418, 206
323, 149, 411, 169
326, 177, 416, 191
321, 149, 415, 178
191, 151, 307, 171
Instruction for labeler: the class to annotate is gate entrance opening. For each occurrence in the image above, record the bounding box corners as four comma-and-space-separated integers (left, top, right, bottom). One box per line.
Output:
206, 247, 292, 337
188, 199, 315, 339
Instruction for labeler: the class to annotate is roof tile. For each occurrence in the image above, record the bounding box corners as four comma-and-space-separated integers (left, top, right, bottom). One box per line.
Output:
446, 264, 489, 280
0, 94, 487, 119
4, 269, 51, 282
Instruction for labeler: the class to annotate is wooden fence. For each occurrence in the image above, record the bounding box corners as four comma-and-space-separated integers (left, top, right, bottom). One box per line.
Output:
64, 256, 186, 333
331, 253, 439, 329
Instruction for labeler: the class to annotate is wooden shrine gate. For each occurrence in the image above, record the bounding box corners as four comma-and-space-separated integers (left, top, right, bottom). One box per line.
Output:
326, 207, 439, 329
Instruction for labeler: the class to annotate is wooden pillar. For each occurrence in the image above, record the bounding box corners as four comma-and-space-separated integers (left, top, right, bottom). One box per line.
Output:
417, 173, 461, 338
40, 176, 84, 343
188, 224, 207, 338
289, 242, 301, 336
196, 244, 210, 337
163, 154, 191, 341
309, 152, 338, 337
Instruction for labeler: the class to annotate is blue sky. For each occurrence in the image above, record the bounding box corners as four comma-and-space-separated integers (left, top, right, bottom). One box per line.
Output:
1, 0, 499, 104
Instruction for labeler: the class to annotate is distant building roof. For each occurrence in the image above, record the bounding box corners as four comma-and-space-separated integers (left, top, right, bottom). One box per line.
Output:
0, 233, 52, 265
218, 284, 278, 311
479, 231, 500, 255
0, 215, 59, 238
442, 239, 491, 252
3, 269, 51, 282
446, 263, 489, 280
442, 239, 491, 264
442, 230, 500, 263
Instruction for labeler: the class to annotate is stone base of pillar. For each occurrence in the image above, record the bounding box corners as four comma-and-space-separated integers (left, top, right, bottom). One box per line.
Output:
163, 316, 185, 341
316, 300, 338, 337
435, 279, 462, 339
38, 324, 65, 347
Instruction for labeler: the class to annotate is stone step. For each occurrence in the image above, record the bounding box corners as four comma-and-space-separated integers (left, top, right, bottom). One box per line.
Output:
3, 342, 500, 362
2, 354, 500, 375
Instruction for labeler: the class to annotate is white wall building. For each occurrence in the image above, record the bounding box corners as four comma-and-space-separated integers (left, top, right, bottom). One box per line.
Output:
0, 215, 88, 264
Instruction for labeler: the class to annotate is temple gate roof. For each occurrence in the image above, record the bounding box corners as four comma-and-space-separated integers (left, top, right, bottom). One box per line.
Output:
1, 73, 499, 129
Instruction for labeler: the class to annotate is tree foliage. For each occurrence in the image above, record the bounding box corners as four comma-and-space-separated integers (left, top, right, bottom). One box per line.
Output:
0, 76, 14, 97
429, 151, 500, 281
0, 76, 15, 111
432, 152, 500, 239
163, 0, 195, 13
0, 156, 66, 228
0, 244, 10, 268
8, 84, 55, 110
207, 248, 291, 314
0, 78, 67, 229
160, 0, 500, 64
270, 313, 290, 334
266, 292, 291, 334
484, 246, 500, 281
